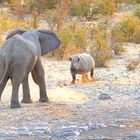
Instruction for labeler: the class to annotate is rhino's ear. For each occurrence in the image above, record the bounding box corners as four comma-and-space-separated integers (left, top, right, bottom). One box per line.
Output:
6, 28, 27, 40
37, 30, 61, 56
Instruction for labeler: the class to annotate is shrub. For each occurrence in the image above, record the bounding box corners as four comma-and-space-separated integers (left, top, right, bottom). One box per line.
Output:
112, 15, 140, 43
54, 21, 88, 59
127, 59, 140, 70
111, 24, 126, 55
0, 35, 3, 46
135, 5, 140, 19
70, 0, 91, 18
133, 28, 140, 44
90, 24, 112, 67
115, 0, 139, 4
0, 14, 28, 31
89, 0, 116, 16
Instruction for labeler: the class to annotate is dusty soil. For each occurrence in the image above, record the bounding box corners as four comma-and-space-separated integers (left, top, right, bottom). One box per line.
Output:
0, 43, 140, 140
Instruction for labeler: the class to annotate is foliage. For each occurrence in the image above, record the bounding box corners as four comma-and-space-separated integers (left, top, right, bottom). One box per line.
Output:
8, 0, 28, 19
0, 35, 3, 45
90, 0, 116, 16
54, 21, 88, 59
111, 24, 126, 55
70, 0, 116, 18
70, 0, 92, 18
120, 16, 140, 42
115, 0, 140, 4
135, 5, 140, 19
133, 28, 140, 44
0, 0, 140, 66
90, 24, 112, 67
111, 15, 140, 54
126, 59, 140, 70
0, 13, 28, 31
46, 1, 71, 27
112, 16, 140, 43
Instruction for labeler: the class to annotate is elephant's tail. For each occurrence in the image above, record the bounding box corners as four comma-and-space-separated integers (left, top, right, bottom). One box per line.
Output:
0, 57, 10, 84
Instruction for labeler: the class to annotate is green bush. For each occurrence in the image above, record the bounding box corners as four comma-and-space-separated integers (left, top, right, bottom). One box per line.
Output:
70, 0, 91, 18
54, 21, 88, 59
90, 0, 116, 16
0, 14, 28, 31
111, 24, 126, 54
90, 24, 112, 67
135, 5, 140, 19
133, 28, 140, 43
113, 16, 140, 42
115, 0, 139, 4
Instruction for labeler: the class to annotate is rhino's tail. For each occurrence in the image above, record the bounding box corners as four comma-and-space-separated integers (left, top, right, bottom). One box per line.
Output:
0, 57, 10, 84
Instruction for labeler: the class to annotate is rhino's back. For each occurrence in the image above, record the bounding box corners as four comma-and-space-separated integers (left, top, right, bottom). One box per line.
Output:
79, 53, 95, 72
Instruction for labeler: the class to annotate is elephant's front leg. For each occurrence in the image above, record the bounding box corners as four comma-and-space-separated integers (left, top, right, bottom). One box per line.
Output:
32, 59, 49, 102
22, 75, 32, 103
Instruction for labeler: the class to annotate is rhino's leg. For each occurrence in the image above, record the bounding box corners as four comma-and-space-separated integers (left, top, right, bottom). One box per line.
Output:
90, 68, 94, 81
82, 73, 89, 83
22, 75, 32, 103
70, 69, 76, 84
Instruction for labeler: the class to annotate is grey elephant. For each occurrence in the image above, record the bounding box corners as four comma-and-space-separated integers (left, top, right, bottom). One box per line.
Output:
0, 28, 61, 108
70, 53, 95, 84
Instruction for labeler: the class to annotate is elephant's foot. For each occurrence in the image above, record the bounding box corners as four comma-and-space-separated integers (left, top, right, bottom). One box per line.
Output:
10, 102, 21, 109
22, 99, 32, 104
39, 97, 49, 102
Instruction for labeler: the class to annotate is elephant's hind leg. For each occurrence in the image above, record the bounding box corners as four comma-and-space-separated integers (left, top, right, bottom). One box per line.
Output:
32, 59, 49, 102
22, 75, 32, 103
10, 66, 27, 108
10, 81, 21, 108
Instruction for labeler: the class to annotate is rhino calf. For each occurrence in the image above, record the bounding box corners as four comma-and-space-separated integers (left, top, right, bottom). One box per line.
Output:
70, 53, 95, 84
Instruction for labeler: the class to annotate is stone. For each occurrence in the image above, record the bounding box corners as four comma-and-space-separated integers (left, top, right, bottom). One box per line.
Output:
53, 125, 80, 137
99, 94, 111, 100
29, 122, 49, 127
33, 129, 46, 136
19, 128, 32, 136
128, 131, 140, 138
0, 130, 18, 137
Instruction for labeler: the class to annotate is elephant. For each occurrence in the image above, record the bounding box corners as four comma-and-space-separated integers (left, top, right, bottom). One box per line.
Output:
0, 28, 61, 108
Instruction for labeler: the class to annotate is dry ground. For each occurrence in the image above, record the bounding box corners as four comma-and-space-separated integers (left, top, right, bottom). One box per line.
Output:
0, 43, 140, 139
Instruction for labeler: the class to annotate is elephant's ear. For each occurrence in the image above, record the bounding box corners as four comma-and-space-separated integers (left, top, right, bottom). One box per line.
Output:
6, 28, 27, 40
38, 30, 61, 56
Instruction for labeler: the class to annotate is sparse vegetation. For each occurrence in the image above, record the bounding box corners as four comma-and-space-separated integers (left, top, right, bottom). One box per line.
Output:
0, 0, 140, 67
111, 15, 140, 45
127, 59, 140, 70
0, 1, 140, 139
90, 24, 112, 67
90, 0, 116, 16
54, 21, 88, 59
135, 5, 140, 19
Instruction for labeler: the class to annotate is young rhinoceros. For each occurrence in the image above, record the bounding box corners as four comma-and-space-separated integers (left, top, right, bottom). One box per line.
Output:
70, 53, 95, 84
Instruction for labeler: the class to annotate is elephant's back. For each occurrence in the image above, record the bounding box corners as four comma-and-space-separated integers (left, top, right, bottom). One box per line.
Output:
2, 35, 37, 68
4, 35, 39, 57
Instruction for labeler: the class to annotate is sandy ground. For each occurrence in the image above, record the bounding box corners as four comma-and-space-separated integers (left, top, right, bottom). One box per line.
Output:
0, 43, 140, 139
